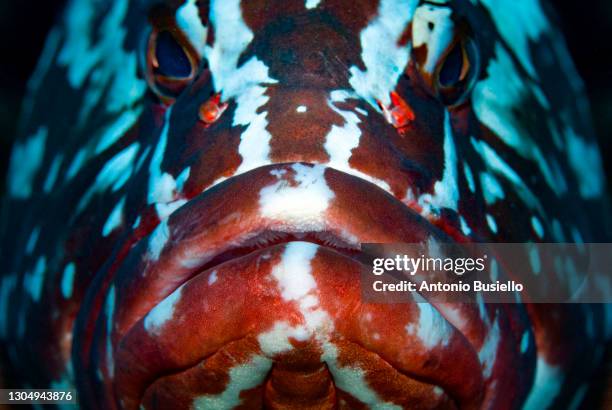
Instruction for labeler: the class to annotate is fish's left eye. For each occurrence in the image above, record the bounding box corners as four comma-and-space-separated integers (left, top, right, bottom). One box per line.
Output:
145, 27, 199, 102
433, 38, 479, 106
154, 31, 193, 78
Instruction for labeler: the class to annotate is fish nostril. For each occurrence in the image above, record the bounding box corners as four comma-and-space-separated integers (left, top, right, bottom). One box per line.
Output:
378, 91, 416, 129
198, 93, 228, 124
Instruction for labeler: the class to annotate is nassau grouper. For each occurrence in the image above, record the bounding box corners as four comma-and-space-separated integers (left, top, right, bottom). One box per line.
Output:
1, 0, 611, 409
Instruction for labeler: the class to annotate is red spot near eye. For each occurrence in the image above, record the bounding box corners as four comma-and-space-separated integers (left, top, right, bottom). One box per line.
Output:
198, 93, 228, 124
378, 91, 415, 129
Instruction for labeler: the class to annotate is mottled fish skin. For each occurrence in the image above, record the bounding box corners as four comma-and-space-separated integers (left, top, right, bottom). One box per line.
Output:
0, 0, 611, 409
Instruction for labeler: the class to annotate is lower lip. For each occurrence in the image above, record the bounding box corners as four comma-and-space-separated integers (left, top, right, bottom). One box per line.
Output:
114, 241, 481, 409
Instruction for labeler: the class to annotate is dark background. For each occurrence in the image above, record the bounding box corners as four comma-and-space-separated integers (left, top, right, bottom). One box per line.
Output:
0, 1, 611, 194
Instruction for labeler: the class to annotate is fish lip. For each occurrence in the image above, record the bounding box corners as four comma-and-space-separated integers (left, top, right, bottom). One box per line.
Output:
193, 228, 362, 275
162, 162, 452, 274
108, 163, 484, 408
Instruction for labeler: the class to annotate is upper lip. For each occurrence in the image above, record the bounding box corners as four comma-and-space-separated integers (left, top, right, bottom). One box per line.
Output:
111, 162, 452, 336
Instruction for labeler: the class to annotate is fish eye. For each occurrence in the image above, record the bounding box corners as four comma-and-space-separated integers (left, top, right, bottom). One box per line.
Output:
438, 42, 465, 87
145, 28, 199, 101
434, 38, 479, 106
155, 31, 193, 78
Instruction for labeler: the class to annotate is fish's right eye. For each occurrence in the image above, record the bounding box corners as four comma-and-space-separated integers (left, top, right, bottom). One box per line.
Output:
434, 37, 479, 106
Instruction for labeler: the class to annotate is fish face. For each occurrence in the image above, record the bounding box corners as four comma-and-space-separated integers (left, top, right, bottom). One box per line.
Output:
1, 0, 610, 409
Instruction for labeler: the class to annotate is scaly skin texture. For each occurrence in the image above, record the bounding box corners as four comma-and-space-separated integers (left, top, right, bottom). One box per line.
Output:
1, 0, 611, 409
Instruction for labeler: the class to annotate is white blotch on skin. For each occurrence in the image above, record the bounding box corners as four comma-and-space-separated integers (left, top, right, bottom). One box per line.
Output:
471, 137, 542, 213
477, 0, 549, 77
144, 286, 183, 334
523, 358, 564, 410
135, 145, 151, 171
480, 172, 505, 205
132, 216, 141, 229
193, 355, 272, 409
529, 246, 541, 274
147, 115, 188, 220
8, 127, 47, 198
205, 0, 277, 177
565, 127, 604, 199
259, 164, 334, 231
569, 383, 588, 410
77, 143, 140, 214
58, 0, 145, 159
531, 216, 544, 238
61, 263, 76, 299
232, 85, 274, 175
23, 257, 47, 302
349, 0, 417, 108
476, 293, 488, 325
551, 219, 565, 242
148, 219, 170, 261
477, 41, 525, 119
26, 227, 41, 255
478, 316, 500, 379
66, 149, 87, 180
176, 0, 208, 55
94, 108, 143, 155
412, 3, 454, 73
418, 111, 458, 213
206, 0, 276, 98
43, 154, 64, 193
520, 331, 529, 354
463, 163, 475, 193
490, 259, 499, 282
411, 299, 452, 349
472, 45, 566, 197
102, 197, 125, 237
486, 214, 498, 234
570, 226, 583, 245
438, 305, 467, 332
155, 199, 188, 221
208, 270, 218, 285
271, 242, 318, 301
296, 105, 308, 113
49, 363, 76, 407
355, 107, 368, 116
459, 216, 472, 236
105, 286, 116, 378
324, 90, 391, 192
258, 321, 308, 356
175, 167, 191, 193
263, 242, 334, 355
305, 0, 321, 9
322, 342, 401, 409
149, 109, 176, 208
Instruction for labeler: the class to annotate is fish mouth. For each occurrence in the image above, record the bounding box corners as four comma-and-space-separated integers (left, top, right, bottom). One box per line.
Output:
97, 163, 493, 409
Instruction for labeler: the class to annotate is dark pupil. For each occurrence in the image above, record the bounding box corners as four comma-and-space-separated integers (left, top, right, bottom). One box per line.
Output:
155, 31, 192, 78
439, 44, 464, 87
